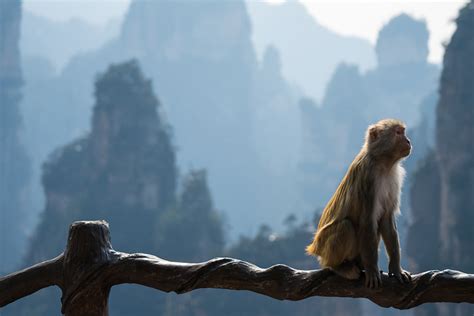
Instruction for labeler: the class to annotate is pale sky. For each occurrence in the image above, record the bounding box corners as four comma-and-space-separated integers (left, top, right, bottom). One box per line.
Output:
23, 0, 469, 64
299, 0, 468, 63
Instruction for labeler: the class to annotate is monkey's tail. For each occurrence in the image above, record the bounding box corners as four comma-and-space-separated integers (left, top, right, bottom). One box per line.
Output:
305, 241, 318, 256
306, 220, 335, 256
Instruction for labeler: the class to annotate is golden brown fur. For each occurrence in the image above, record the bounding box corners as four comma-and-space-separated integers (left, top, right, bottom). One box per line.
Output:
306, 119, 412, 288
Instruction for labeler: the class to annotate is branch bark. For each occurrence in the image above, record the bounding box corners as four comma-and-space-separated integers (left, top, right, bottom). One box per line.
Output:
0, 255, 63, 307
1, 220, 473, 315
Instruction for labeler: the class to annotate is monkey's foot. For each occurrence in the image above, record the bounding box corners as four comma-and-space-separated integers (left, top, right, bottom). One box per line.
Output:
331, 261, 361, 280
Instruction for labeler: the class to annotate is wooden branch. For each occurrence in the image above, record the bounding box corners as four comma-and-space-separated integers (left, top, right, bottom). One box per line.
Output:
1, 220, 473, 316
0, 254, 63, 307
107, 254, 474, 309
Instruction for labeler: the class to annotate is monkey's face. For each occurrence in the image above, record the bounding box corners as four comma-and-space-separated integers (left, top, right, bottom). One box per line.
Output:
367, 120, 411, 161
394, 125, 411, 158
366, 119, 412, 162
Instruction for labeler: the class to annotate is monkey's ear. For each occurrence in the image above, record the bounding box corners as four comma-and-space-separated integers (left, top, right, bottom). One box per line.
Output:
369, 126, 379, 141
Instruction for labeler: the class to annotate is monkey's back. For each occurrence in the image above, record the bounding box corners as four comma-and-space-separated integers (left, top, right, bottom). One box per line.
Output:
307, 152, 374, 263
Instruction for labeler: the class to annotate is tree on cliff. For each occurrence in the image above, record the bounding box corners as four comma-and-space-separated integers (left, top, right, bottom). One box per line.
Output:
158, 169, 224, 263
153, 169, 226, 316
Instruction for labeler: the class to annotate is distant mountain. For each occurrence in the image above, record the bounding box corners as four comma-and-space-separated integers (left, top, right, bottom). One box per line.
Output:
247, 0, 375, 101
0, 0, 31, 272
7, 60, 228, 316
375, 13, 430, 67
20, 0, 303, 238
21, 10, 121, 71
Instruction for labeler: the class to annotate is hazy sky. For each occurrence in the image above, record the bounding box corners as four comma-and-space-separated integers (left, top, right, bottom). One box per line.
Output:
299, 0, 468, 63
23, 0, 468, 63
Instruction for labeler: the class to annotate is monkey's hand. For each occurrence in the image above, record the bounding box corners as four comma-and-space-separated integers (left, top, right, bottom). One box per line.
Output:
364, 268, 381, 289
388, 265, 412, 284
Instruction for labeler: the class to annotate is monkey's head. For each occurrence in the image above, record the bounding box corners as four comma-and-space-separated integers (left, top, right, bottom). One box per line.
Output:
365, 119, 411, 162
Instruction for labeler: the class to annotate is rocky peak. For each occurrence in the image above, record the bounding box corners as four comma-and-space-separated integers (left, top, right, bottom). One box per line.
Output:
121, 0, 253, 62
376, 13, 429, 67
38, 60, 176, 261
91, 60, 166, 166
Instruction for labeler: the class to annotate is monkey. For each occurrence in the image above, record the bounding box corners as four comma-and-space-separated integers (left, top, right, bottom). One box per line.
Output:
306, 119, 412, 288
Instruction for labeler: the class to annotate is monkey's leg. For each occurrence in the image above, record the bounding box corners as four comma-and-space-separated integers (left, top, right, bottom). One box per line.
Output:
331, 260, 361, 280
320, 219, 361, 279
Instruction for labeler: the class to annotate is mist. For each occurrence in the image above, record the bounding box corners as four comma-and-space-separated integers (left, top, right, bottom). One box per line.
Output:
1, 1, 473, 315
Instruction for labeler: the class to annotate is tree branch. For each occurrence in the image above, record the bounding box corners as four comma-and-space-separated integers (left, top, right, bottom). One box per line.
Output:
0, 254, 63, 307
108, 253, 474, 309
1, 220, 473, 315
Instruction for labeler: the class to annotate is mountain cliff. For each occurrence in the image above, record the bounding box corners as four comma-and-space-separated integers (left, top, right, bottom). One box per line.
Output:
407, 2, 474, 315
0, 0, 31, 272
4, 61, 177, 315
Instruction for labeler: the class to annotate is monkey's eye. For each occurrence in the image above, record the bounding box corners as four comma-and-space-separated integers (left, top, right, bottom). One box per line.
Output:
396, 129, 403, 135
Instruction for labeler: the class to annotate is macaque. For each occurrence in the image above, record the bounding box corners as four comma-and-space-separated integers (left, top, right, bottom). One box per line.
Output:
306, 119, 412, 288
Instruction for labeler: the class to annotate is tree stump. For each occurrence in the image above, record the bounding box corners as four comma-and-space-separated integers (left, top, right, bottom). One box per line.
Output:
61, 221, 117, 315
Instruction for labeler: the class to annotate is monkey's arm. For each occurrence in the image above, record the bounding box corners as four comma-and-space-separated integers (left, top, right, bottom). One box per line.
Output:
359, 211, 381, 288
354, 176, 381, 288
380, 214, 411, 283
359, 217, 381, 288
